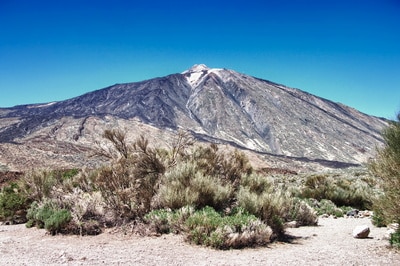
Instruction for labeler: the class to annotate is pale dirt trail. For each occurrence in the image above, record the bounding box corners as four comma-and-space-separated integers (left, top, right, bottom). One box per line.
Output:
1, 217, 399, 265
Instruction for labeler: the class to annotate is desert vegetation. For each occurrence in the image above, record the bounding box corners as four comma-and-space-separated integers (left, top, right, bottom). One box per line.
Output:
0, 129, 388, 249
369, 112, 400, 248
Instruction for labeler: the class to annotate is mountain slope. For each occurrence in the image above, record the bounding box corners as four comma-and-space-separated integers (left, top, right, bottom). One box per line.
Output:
0, 64, 388, 171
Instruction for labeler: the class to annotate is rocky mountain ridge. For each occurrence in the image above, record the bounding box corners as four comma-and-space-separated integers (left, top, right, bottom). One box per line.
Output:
0, 64, 388, 171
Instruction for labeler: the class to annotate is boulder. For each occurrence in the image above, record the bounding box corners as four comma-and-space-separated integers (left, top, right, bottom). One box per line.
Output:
352, 225, 370, 238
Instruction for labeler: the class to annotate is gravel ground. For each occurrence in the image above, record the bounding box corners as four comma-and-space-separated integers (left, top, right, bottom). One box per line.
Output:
1, 217, 399, 265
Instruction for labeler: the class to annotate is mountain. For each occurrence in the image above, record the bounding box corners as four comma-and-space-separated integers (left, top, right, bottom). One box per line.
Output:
0, 64, 388, 171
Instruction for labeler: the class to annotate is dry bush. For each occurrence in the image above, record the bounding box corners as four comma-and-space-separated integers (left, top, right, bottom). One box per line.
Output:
191, 144, 252, 190
163, 130, 194, 168
21, 169, 59, 201
21, 169, 80, 202
60, 188, 105, 235
94, 130, 165, 223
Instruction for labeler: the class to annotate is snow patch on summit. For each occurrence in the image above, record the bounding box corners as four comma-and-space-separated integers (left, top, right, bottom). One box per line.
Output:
182, 64, 224, 88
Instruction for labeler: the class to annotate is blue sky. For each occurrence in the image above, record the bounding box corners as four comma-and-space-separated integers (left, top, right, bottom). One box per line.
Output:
0, 0, 399, 119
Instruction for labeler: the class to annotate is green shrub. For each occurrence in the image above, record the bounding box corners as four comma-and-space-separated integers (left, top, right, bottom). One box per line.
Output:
390, 229, 400, 249
144, 209, 173, 234
0, 183, 29, 223
58, 169, 80, 180
44, 209, 71, 234
144, 206, 195, 235
184, 206, 271, 249
26, 200, 71, 235
145, 206, 272, 249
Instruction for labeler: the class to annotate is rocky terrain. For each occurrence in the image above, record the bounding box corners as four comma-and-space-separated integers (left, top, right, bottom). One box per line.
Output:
0, 64, 388, 171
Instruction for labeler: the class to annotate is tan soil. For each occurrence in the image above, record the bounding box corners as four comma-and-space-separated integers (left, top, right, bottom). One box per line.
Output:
1, 217, 399, 265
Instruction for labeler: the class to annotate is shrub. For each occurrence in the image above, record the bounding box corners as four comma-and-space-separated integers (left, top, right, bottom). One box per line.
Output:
184, 206, 271, 249
21, 169, 80, 202
21, 170, 58, 201
144, 209, 173, 234
238, 175, 283, 236
191, 144, 252, 190
144, 206, 272, 249
288, 198, 318, 226
59, 188, 106, 235
371, 209, 386, 227
94, 131, 165, 222
369, 112, 400, 227
237, 174, 318, 237
44, 209, 71, 234
157, 162, 233, 211
390, 229, 400, 249
0, 182, 29, 223
305, 199, 345, 217
237, 187, 285, 237
299, 173, 373, 210
26, 200, 71, 235
144, 206, 195, 235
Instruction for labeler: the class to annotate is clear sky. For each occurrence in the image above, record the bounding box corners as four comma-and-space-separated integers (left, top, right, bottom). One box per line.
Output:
0, 0, 399, 119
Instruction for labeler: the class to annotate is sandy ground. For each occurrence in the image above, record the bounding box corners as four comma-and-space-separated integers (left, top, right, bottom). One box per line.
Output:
1, 217, 399, 265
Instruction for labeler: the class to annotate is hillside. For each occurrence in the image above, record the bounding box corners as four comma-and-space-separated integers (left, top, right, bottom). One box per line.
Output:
0, 64, 388, 171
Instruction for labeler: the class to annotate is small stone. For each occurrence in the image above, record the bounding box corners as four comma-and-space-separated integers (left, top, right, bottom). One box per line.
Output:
388, 223, 399, 231
352, 225, 370, 238
285, 221, 299, 228
360, 210, 372, 217
347, 209, 359, 217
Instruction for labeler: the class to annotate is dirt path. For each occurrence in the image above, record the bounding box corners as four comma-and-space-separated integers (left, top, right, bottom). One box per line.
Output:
1, 217, 399, 265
